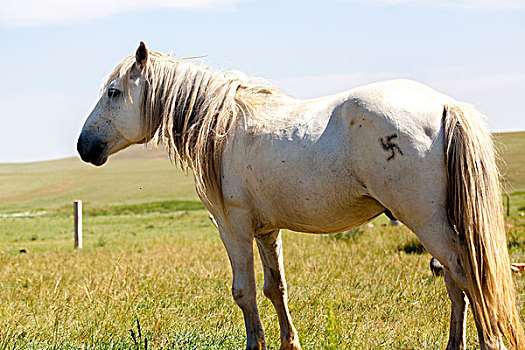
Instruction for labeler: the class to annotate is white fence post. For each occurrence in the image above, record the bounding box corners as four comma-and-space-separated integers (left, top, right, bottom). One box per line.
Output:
74, 200, 82, 249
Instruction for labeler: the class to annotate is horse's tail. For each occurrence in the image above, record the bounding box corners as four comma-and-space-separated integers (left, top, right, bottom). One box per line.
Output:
443, 104, 524, 349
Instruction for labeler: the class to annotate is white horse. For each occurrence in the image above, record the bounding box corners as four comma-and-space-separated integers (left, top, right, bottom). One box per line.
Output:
78, 42, 524, 350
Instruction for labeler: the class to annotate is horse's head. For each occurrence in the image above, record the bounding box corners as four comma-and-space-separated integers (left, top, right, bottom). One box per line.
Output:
77, 42, 150, 166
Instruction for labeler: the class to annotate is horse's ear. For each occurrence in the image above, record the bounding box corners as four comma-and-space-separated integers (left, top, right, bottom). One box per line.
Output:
135, 41, 149, 69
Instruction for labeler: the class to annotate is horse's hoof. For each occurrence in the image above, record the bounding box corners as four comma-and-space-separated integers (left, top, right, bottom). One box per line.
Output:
280, 342, 302, 350
279, 335, 302, 350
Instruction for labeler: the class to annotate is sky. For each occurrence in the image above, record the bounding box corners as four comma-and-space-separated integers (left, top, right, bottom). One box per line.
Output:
0, 0, 524, 163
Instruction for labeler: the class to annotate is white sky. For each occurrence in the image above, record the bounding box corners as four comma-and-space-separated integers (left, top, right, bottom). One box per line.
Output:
1, 0, 524, 162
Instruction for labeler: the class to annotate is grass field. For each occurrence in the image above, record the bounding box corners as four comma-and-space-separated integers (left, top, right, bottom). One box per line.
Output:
0, 133, 524, 349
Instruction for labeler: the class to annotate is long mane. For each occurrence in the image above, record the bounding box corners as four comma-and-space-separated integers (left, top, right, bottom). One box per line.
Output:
103, 51, 281, 217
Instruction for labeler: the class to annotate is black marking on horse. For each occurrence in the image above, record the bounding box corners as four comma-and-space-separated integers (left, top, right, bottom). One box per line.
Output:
379, 134, 404, 161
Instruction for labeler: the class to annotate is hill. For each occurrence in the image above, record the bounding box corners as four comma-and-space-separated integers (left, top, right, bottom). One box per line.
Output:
0, 145, 197, 213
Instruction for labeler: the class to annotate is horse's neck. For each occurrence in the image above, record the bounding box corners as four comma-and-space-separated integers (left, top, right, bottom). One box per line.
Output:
172, 63, 214, 121
151, 60, 242, 164
154, 62, 224, 141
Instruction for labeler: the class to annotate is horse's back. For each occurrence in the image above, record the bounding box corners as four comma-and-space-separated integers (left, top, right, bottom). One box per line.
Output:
345, 79, 453, 132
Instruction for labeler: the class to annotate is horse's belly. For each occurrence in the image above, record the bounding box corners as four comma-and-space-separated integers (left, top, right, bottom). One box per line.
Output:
274, 196, 384, 233
248, 174, 385, 234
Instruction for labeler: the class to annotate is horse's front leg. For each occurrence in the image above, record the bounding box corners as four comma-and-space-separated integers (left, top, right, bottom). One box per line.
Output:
256, 230, 301, 350
218, 214, 266, 350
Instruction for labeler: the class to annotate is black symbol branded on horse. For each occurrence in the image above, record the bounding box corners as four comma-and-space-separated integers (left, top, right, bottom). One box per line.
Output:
379, 134, 404, 161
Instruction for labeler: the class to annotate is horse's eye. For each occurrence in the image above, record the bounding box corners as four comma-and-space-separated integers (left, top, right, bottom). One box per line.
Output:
108, 88, 121, 98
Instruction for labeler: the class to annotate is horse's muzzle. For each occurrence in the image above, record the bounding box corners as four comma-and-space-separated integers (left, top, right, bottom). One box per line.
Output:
77, 133, 108, 166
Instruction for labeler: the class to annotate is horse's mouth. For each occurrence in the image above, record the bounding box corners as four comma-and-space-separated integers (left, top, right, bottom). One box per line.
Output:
79, 151, 107, 166
90, 153, 108, 166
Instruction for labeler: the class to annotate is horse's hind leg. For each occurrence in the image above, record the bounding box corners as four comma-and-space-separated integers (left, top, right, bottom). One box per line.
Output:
444, 271, 468, 350
255, 230, 302, 350
404, 219, 507, 350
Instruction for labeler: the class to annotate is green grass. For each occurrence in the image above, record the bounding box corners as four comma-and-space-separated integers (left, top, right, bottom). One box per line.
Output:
0, 133, 524, 349
60, 200, 205, 217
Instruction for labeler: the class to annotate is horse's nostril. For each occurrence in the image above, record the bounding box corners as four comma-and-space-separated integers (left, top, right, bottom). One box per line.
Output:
77, 135, 90, 162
